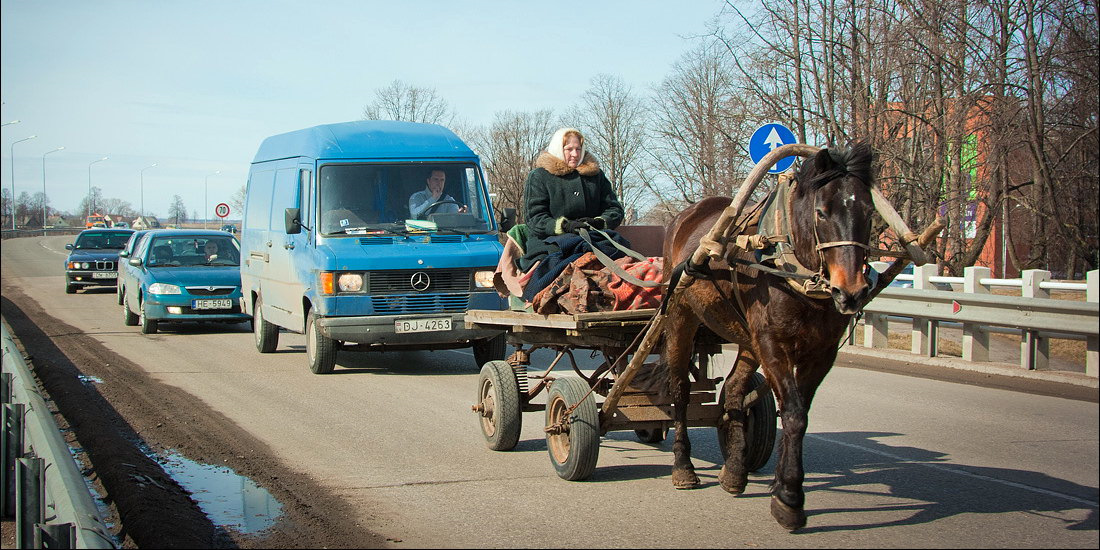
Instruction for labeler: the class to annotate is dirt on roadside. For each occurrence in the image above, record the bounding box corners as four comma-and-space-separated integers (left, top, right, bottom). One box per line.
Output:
1, 284, 388, 548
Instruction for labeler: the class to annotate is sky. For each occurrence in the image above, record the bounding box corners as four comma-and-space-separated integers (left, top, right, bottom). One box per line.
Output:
1, 0, 728, 221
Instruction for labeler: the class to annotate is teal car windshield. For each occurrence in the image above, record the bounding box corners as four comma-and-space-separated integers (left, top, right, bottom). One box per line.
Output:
147, 235, 241, 267
319, 163, 490, 235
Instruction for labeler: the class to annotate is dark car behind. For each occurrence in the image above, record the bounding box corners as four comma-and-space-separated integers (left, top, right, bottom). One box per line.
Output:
65, 228, 134, 293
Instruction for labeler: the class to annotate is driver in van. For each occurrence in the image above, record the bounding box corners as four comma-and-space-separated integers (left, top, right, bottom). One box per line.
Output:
408, 169, 467, 219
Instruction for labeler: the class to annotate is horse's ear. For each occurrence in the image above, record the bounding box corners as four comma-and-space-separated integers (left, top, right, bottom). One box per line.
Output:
813, 148, 835, 173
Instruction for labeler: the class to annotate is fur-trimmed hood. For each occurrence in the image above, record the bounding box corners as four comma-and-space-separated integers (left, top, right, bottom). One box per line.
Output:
534, 151, 602, 177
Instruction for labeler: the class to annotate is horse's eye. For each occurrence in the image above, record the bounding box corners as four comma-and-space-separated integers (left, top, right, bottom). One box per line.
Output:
815, 208, 827, 220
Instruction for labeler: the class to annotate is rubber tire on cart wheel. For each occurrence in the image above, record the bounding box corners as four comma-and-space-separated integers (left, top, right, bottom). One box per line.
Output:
477, 360, 522, 451
306, 312, 336, 375
253, 295, 279, 353
634, 427, 668, 444
717, 371, 777, 472
472, 333, 506, 369
121, 294, 139, 326
545, 376, 600, 481
139, 301, 158, 335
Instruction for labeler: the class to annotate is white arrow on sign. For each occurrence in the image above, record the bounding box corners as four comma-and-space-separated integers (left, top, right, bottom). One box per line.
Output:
765, 127, 785, 151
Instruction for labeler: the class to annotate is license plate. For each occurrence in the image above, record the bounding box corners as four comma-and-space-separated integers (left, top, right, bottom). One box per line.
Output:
192, 299, 233, 310
394, 317, 452, 333
92, 271, 117, 279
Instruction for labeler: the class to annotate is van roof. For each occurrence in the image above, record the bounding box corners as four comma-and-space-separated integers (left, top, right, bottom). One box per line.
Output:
252, 120, 475, 163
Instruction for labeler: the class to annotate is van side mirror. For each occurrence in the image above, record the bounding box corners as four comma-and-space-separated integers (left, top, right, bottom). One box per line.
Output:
129, 258, 142, 266
285, 208, 302, 234
499, 208, 516, 232
119, 250, 130, 258
65, 243, 74, 250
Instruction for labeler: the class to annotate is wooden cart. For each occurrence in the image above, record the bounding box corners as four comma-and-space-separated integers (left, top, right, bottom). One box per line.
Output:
466, 308, 777, 481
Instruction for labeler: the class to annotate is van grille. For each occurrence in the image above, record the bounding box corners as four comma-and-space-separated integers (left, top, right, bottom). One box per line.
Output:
367, 269, 471, 293
358, 237, 394, 245
371, 293, 470, 314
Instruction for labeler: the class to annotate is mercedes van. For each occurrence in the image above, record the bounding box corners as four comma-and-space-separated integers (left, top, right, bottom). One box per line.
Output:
241, 120, 506, 374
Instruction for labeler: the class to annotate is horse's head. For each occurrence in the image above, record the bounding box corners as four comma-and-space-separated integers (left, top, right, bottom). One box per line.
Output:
790, 143, 875, 314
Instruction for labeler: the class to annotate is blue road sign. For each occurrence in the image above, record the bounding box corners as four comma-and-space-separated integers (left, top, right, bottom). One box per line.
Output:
749, 123, 798, 174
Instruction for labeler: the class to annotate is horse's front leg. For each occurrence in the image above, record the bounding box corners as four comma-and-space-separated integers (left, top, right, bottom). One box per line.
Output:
664, 307, 700, 489
718, 351, 758, 494
770, 374, 814, 528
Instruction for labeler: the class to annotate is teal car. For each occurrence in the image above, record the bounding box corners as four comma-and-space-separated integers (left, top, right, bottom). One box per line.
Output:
120, 229, 250, 334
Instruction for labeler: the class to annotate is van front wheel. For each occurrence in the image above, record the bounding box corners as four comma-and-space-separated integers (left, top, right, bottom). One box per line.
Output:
253, 295, 279, 353
473, 333, 506, 369
306, 312, 336, 375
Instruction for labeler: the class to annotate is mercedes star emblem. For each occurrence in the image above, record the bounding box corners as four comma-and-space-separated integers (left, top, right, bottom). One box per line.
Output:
410, 272, 431, 291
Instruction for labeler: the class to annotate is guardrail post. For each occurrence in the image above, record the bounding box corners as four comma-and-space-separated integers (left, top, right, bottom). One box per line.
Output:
962, 266, 991, 362
1021, 270, 1050, 370
1087, 270, 1097, 377
2, 402, 25, 518
36, 522, 76, 548
16, 455, 44, 549
863, 262, 889, 349
1, 372, 11, 404
912, 263, 939, 356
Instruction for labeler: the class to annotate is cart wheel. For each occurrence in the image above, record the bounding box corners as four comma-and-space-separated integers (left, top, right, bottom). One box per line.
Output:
545, 376, 599, 481
476, 360, 522, 451
717, 371, 777, 472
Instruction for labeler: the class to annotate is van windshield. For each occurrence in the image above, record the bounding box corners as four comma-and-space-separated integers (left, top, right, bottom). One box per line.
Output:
318, 163, 492, 235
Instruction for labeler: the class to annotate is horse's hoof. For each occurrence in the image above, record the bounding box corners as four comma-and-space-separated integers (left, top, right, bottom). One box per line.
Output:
718, 465, 747, 495
770, 495, 807, 531
672, 469, 700, 489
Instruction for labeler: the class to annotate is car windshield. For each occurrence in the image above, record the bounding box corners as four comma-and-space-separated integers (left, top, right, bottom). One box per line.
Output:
74, 231, 131, 250
318, 163, 491, 235
146, 235, 241, 267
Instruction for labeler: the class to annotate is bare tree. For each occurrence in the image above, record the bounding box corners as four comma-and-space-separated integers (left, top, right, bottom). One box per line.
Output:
466, 110, 556, 222
363, 80, 455, 125
645, 42, 753, 208
229, 185, 246, 215
169, 194, 187, 226
564, 74, 649, 222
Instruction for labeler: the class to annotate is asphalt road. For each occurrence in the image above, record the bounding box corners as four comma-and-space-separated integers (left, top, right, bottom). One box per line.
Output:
2, 234, 1098, 548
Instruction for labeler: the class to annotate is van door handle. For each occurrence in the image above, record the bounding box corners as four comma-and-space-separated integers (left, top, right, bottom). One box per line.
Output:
266, 241, 272, 247
284, 243, 295, 250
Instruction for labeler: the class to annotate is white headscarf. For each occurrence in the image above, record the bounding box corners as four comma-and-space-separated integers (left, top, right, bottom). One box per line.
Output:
546, 127, 585, 162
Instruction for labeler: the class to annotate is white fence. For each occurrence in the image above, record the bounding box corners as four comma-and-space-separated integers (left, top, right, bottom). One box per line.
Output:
860, 265, 1099, 378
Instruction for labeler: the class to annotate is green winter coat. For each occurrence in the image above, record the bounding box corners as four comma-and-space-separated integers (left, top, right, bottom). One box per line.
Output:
519, 151, 625, 270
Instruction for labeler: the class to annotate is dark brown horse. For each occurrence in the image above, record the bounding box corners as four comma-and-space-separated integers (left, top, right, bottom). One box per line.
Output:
661, 143, 875, 530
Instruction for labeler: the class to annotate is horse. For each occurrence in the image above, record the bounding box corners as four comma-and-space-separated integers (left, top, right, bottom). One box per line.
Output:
660, 142, 875, 531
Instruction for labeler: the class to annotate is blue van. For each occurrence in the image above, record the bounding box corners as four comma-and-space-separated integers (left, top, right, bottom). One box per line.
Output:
241, 120, 506, 374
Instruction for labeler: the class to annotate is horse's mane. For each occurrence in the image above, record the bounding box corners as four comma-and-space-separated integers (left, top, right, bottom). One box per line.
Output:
797, 142, 873, 190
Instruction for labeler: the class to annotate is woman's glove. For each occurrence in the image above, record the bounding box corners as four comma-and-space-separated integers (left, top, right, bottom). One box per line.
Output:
563, 217, 604, 233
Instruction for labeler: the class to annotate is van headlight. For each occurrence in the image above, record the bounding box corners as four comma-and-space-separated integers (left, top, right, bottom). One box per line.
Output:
337, 273, 364, 292
473, 270, 495, 288
148, 283, 181, 295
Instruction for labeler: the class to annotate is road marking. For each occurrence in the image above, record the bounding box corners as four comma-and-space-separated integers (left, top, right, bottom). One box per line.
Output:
810, 433, 1099, 508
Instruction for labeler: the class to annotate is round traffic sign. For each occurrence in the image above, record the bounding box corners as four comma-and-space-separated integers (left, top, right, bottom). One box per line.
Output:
215, 203, 230, 218
749, 123, 798, 174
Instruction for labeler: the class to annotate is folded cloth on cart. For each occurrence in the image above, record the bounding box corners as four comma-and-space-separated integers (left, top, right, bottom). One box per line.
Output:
530, 252, 664, 315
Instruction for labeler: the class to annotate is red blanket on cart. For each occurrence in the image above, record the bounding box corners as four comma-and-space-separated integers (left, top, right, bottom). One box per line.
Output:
529, 252, 664, 314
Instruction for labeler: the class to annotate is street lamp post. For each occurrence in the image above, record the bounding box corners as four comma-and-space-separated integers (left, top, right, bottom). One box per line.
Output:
140, 163, 157, 219
87, 156, 108, 220
1, 120, 19, 127
42, 147, 65, 227
9, 135, 37, 229
204, 170, 221, 229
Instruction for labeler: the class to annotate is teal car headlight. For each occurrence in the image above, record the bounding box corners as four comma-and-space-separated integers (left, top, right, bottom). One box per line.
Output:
148, 283, 182, 295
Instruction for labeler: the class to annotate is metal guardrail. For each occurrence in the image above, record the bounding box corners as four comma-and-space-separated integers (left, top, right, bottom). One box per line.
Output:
861, 266, 1099, 376
1, 319, 116, 549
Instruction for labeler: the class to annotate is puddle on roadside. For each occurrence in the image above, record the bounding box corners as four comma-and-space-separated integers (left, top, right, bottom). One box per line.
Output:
155, 451, 283, 534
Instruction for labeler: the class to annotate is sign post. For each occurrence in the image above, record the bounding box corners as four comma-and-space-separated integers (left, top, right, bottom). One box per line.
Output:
749, 123, 798, 174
